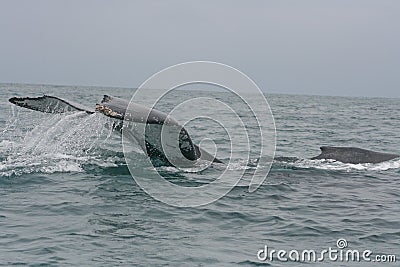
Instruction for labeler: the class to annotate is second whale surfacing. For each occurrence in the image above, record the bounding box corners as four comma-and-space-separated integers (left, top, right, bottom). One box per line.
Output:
311, 146, 399, 164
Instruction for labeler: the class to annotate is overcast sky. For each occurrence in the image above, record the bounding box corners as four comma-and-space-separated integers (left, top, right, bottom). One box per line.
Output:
0, 0, 399, 97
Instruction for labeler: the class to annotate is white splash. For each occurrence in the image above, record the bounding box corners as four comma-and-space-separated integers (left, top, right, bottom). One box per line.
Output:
0, 111, 121, 177
284, 158, 400, 172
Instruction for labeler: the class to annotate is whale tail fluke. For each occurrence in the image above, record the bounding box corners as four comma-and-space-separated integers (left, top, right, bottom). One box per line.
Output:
9, 95, 94, 114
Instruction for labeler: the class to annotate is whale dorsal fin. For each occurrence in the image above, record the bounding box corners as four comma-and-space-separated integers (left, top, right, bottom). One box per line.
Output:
320, 146, 332, 152
9, 95, 94, 114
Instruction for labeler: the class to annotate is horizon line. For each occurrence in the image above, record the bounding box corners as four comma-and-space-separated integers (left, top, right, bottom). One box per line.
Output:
0, 81, 398, 100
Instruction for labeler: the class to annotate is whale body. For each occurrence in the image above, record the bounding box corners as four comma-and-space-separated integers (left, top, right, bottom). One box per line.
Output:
311, 146, 399, 164
95, 95, 222, 164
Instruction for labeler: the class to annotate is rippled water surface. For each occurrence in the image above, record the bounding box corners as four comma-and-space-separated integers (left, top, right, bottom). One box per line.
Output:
0, 84, 399, 266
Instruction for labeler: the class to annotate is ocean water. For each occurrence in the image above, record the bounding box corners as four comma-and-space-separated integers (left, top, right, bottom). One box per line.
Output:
0, 83, 399, 266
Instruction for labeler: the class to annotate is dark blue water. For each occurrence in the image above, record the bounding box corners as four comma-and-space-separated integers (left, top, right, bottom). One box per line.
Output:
0, 84, 399, 266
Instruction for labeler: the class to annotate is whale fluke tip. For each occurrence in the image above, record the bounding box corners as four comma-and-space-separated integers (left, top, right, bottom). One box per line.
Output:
9, 95, 94, 114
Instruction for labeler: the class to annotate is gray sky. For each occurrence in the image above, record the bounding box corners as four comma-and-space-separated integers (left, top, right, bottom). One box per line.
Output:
0, 0, 399, 98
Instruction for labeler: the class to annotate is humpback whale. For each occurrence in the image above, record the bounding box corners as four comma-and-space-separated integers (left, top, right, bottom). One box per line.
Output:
311, 146, 399, 164
9, 95, 222, 165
